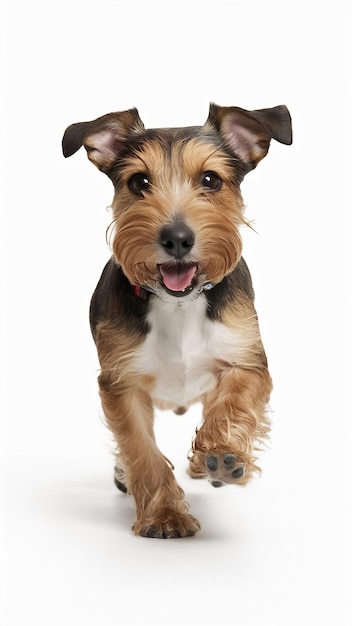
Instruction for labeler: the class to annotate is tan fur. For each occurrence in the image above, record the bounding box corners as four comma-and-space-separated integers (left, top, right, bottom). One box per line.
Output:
187, 294, 272, 482
111, 139, 246, 289
95, 319, 200, 537
189, 367, 272, 484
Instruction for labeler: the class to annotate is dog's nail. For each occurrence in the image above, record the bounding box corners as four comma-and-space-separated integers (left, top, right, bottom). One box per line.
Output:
211, 480, 224, 488
142, 525, 161, 538
223, 453, 236, 467
231, 467, 244, 479
206, 455, 218, 471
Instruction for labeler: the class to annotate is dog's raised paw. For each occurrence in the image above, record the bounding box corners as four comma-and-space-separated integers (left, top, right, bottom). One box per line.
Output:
206, 453, 245, 487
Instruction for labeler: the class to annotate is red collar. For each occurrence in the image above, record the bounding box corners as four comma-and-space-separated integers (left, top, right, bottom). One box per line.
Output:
131, 285, 151, 300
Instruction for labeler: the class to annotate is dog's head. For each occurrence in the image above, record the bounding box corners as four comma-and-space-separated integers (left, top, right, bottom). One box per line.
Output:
62, 104, 292, 298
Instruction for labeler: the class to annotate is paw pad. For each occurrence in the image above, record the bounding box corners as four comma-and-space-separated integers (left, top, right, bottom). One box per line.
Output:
206, 453, 245, 487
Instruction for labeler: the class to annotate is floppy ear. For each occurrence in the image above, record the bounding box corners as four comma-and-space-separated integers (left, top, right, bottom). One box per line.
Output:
205, 103, 292, 170
62, 108, 145, 172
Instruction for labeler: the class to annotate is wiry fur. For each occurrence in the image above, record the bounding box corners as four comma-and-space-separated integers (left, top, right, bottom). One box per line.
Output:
62, 103, 292, 538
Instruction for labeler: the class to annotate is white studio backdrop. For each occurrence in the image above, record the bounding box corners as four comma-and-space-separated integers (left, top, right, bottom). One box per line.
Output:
1, 1, 351, 625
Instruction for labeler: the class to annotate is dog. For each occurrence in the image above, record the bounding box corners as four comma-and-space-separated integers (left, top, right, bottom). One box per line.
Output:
62, 103, 292, 538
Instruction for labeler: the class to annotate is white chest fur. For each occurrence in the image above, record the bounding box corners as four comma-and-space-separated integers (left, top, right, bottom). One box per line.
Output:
133, 293, 243, 407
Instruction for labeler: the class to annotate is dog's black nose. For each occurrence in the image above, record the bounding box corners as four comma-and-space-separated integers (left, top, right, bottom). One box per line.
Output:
159, 222, 195, 259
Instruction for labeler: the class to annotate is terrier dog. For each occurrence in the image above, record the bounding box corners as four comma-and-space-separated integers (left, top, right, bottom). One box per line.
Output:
62, 103, 292, 538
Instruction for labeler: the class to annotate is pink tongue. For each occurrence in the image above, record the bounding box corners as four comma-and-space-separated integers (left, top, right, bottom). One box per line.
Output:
160, 264, 197, 292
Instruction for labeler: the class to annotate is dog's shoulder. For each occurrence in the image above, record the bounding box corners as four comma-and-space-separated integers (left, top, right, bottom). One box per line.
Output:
89, 258, 149, 338
205, 257, 255, 320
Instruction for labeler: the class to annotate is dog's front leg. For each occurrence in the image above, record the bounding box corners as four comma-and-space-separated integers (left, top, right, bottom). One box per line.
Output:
189, 365, 272, 486
98, 373, 200, 538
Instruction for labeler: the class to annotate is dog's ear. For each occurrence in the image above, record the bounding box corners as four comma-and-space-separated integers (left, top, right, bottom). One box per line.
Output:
205, 103, 292, 170
62, 108, 145, 172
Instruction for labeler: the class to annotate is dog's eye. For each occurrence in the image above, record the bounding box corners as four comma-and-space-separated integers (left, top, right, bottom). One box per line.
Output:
128, 173, 151, 196
201, 171, 222, 192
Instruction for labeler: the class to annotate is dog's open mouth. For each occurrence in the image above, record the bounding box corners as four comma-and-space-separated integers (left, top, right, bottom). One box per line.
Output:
159, 263, 197, 296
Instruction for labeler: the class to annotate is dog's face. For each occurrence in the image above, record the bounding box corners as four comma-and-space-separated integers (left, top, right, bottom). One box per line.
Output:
63, 104, 292, 298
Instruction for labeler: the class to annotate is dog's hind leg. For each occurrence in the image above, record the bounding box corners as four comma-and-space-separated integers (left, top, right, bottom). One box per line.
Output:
189, 365, 272, 486
99, 373, 200, 538
114, 456, 128, 493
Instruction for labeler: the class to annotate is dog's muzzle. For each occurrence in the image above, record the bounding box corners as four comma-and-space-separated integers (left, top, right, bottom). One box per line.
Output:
157, 221, 197, 296
133, 221, 215, 300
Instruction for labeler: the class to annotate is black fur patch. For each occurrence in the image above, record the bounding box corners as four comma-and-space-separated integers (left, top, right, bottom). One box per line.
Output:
89, 258, 150, 340
205, 257, 255, 321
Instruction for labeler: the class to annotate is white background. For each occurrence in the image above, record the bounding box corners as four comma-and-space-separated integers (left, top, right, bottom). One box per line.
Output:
1, 1, 351, 624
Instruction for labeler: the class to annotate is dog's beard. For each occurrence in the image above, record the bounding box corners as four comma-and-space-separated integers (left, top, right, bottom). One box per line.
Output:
116, 260, 198, 295
115, 255, 241, 299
